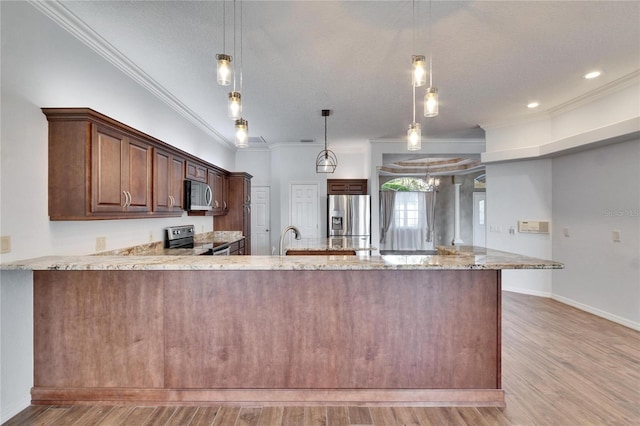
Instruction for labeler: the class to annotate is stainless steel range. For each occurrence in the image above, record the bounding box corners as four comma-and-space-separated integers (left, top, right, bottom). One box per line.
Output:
164, 225, 230, 255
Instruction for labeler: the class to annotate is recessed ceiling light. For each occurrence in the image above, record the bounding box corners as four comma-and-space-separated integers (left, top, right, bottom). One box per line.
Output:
527, 102, 540, 109
584, 71, 601, 79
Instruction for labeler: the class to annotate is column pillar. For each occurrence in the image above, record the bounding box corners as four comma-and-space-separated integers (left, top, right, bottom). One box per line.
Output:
453, 183, 464, 245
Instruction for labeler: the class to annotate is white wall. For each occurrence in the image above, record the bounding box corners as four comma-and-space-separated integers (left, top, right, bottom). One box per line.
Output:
0, 1, 236, 263
552, 139, 640, 328
0, 3, 236, 420
482, 76, 640, 328
485, 160, 554, 296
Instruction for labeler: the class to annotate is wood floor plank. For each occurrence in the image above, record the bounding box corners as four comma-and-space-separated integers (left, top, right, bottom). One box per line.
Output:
304, 406, 327, 426
236, 407, 262, 426
121, 406, 155, 425
281, 406, 305, 426
257, 406, 284, 426
190, 406, 222, 426
326, 406, 349, 426
456, 407, 491, 426
473, 407, 512, 425
71, 405, 114, 425
411, 407, 444, 426
166, 406, 199, 425
211, 407, 240, 426
95, 406, 134, 425
142, 406, 178, 425
390, 407, 420, 426
368, 407, 397, 426
347, 406, 372, 425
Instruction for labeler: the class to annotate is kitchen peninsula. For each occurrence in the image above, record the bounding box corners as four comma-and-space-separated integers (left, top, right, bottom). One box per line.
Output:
3, 248, 562, 408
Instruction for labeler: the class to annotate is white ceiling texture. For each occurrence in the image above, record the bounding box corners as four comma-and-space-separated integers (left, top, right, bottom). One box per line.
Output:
55, 0, 639, 154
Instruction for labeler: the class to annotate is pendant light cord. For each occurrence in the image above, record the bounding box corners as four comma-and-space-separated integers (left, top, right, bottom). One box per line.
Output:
232, 0, 237, 91
429, 0, 433, 87
222, 0, 226, 54
240, 0, 243, 93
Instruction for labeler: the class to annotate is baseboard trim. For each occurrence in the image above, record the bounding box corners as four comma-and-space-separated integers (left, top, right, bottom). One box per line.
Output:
551, 294, 640, 331
503, 288, 639, 331
31, 387, 505, 407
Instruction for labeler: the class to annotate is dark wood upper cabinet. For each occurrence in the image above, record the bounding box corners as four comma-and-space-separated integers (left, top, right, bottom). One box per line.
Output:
43, 107, 237, 220
153, 148, 185, 213
327, 179, 368, 195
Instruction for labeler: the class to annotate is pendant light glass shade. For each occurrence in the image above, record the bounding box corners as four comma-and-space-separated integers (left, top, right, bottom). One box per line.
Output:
316, 109, 337, 173
424, 87, 439, 117
235, 118, 248, 148
216, 54, 232, 86
407, 122, 422, 151
228, 91, 242, 119
412, 55, 426, 87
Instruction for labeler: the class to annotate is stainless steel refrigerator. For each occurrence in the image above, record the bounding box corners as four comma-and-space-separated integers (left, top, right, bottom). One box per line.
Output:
328, 194, 371, 242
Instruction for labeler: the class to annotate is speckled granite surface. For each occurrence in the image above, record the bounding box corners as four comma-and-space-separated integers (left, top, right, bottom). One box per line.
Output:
1, 245, 563, 271
285, 237, 376, 252
94, 231, 245, 256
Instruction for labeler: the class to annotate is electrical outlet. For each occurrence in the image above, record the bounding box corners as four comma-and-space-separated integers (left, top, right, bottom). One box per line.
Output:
148, 231, 153, 242
96, 236, 107, 252
563, 227, 570, 238
612, 230, 621, 242
0, 236, 11, 254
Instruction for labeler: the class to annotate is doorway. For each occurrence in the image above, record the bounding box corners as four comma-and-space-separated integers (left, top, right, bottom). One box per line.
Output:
473, 192, 486, 247
251, 186, 270, 255
290, 183, 319, 241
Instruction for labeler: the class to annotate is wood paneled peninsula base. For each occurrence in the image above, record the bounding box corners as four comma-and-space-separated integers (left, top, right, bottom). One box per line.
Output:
19, 249, 562, 407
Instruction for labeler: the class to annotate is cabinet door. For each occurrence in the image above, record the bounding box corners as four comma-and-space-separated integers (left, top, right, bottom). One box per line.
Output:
186, 161, 207, 182
125, 137, 153, 212
91, 125, 127, 213
154, 149, 185, 212
209, 170, 224, 213
327, 179, 367, 195
169, 156, 185, 210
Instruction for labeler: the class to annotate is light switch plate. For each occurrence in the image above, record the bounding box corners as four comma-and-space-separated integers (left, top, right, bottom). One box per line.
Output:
96, 236, 107, 252
563, 227, 570, 238
612, 230, 621, 242
0, 236, 11, 254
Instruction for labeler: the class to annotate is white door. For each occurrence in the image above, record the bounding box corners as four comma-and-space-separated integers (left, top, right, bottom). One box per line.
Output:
290, 184, 319, 241
251, 186, 271, 255
473, 192, 487, 247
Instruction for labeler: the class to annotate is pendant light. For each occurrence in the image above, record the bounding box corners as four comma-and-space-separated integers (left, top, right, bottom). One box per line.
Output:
228, 91, 241, 119
412, 55, 426, 87
216, 1, 232, 86
235, 118, 248, 148
316, 109, 337, 173
424, 0, 439, 117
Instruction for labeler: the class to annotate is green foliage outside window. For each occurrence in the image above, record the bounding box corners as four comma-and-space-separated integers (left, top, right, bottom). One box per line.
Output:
381, 177, 430, 192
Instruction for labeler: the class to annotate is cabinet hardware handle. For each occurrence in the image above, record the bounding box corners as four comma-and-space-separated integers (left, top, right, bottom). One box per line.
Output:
169, 195, 174, 208
205, 185, 213, 207
214, 200, 219, 208
223, 201, 227, 210
123, 190, 131, 207
127, 191, 132, 207
122, 190, 127, 207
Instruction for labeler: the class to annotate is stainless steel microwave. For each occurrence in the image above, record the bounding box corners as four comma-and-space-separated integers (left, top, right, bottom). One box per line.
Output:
184, 179, 212, 211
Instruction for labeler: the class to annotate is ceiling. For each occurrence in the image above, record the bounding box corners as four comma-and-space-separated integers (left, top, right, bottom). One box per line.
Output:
54, 1, 639, 151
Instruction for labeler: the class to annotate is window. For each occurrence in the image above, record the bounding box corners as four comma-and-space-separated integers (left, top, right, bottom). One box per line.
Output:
394, 192, 420, 228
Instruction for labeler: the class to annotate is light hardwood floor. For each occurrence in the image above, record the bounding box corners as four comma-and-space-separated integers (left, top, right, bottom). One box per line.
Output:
4, 291, 639, 425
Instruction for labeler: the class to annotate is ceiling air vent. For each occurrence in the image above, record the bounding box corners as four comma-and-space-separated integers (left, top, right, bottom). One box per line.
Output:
300, 139, 315, 143
248, 136, 266, 144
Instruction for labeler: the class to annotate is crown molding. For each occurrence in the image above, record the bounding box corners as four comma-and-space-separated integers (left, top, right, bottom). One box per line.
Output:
481, 70, 640, 130
28, 0, 234, 149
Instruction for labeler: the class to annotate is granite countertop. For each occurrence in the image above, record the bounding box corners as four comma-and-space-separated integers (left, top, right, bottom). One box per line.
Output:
285, 237, 376, 252
1, 246, 563, 271
93, 231, 245, 256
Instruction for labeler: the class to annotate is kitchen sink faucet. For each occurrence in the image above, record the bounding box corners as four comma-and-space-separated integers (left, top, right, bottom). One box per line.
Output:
279, 225, 301, 256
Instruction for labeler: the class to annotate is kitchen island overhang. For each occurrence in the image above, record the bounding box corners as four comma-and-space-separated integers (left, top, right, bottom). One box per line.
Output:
5, 248, 562, 407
